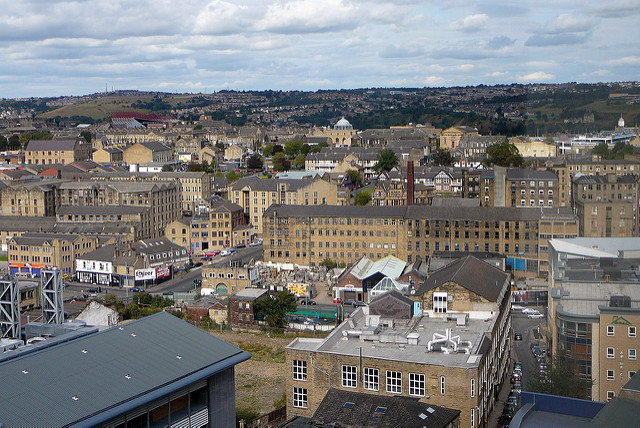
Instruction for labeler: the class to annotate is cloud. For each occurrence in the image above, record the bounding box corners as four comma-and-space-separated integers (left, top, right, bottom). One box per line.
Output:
256, 0, 358, 34
486, 71, 510, 78
543, 14, 592, 34
450, 14, 489, 32
486, 36, 515, 50
607, 56, 640, 66
518, 71, 555, 82
423, 75, 446, 86
378, 44, 423, 58
194, 1, 251, 35
592, 0, 640, 17
525, 33, 589, 46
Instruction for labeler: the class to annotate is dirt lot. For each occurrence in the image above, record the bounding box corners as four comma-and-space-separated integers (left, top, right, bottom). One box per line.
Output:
211, 331, 293, 416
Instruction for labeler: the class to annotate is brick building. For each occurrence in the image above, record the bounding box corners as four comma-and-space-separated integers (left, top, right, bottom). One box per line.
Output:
228, 288, 269, 330
286, 257, 511, 427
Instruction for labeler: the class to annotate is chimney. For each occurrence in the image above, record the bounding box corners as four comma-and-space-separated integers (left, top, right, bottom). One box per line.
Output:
407, 161, 414, 206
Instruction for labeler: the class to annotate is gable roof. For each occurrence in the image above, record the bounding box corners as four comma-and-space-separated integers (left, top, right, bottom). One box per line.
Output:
26, 139, 78, 151
0, 312, 250, 427
306, 388, 460, 428
416, 256, 509, 302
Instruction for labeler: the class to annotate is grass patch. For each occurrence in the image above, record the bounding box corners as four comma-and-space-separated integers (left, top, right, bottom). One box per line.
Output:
0, 255, 7, 262
236, 342, 286, 363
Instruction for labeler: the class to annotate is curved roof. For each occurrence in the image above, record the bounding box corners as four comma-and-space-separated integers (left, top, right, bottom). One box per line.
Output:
334, 117, 353, 130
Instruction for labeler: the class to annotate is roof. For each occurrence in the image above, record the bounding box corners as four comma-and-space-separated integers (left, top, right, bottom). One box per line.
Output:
26, 139, 77, 151
416, 256, 509, 302
0, 312, 250, 427
231, 288, 269, 301
550, 238, 640, 259
290, 388, 460, 428
587, 397, 640, 428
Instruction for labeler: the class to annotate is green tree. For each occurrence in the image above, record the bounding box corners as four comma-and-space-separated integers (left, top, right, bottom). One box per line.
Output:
272, 152, 290, 171
80, 130, 92, 144
320, 259, 338, 269
8, 135, 20, 150
188, 162, 205, 172
253, 290, 297, 329
0, 135, 8, 151
262, 143, 274, 157
354, 189, 373, 206
161, 164, 173, 172
193, 124, 203, 130
613, 142, 635, 157
284, 139, 304, 158
432, 148, 453, 166
215, 141, 225, 154
293, 153, 306, 169
226, 170, 244, 182
373, 148, 399, 173
484, 141, 524, 167
526, 351, 593, 400
592, 142, 611, 158
246, 153, 264, 170
346, 169, 363, 188
19, 130, 53, 147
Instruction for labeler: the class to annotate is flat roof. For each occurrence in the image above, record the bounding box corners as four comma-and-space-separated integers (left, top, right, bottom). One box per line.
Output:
0, 312, 250, 427
554, 282, 640, 317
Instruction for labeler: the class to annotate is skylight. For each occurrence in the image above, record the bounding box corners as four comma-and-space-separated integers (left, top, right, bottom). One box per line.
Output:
343, 402, 355, 408
375, 406, 387, 413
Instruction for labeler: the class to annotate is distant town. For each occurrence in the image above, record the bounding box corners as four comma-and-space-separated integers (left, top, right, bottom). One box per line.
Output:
1, 82, 640, 427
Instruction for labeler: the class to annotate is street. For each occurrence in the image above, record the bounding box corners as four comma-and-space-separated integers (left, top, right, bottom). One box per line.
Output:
512, 305, 548, 381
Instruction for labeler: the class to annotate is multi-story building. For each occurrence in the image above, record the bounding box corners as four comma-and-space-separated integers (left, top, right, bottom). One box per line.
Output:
230, 177, 339, 236
8, 232, 97, 276
24, 139, 91, 165
510, 136, 557, 158
311, 118, 357, 147
455, 134, 507, 157
0, 181, 60, 216
0, 216, 57, 252
201, 262, 259, 295
92, 147, 124, 164
475, 167, 559, 208
286, 256, 512, 427
548, 238, 640, 401
123, 141, 172, 165
572, 174, 637, 237
439, 126, 478, 151
262, 204, 577, 275
58, 180, 179, 239
228, 288, 269, 330
56, 205, 152, 240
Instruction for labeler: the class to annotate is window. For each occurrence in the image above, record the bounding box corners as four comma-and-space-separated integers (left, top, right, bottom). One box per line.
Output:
293, 387, 307, 408
470, 408, 475, 427
607, 347, 615, 358
409, 373, 425, 396
471, 378, 476, 397
629, 327, 637, 338
440, 376, 446, 395
607, 391, 615, 401
629, 349, 637, 360
630, 371, 636, 380
342, 365, 357, 388
364, 367, 379, 391
607, 325, 615, 336
293, 360, 307, 381
433, 292, 447, 313
386, 370, 402, 394
607, 370, 615, 380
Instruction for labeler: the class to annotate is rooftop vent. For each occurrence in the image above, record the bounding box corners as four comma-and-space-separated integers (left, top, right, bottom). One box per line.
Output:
610, 295, 631, 308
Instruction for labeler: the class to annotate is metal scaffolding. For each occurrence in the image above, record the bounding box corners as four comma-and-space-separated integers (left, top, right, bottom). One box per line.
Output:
41, 268, 64, 325
0, 277, 21, 339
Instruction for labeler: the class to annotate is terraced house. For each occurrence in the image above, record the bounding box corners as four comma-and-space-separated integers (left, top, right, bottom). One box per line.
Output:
262, 204, 577, 275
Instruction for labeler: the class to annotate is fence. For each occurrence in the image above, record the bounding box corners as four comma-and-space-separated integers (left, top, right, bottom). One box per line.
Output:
243, 406, 287, 428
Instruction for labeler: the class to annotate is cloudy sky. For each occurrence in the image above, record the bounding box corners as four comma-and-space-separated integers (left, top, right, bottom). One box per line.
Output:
1, 0, 639, 98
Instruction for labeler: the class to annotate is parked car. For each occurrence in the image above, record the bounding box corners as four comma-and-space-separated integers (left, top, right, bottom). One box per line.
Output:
236, 243, 246, 249
528, 312, 544, 319
131, 287, 144, 293
511, 304, 525, 311
163, 291, 174, 296
514, 333, 523, 341
343, 299, 355, 306
220, 250, 230, 256
514, 362, 523, 372
299, 299, 317, 305
353, 301, 367, 307
193, 262, 203, 268
512, 380, 522, 394
249, 241, 262, 247
522, 308, 540, 315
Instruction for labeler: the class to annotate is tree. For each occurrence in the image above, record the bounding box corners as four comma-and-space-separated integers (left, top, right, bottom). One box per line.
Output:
161, 164, 173, 172
272, 152, 290, 171
8, 135, 20, 150
188, 162, 205, 172
262, 143, 274, 157
293, 153, 306, 169
225, 170, 243, 182
484, 141, 524, 167
19, 131, 52, 147
346, 169, 363, 188
0, 135, 8, 151
215, 141, 225, 154
354, 189, 373, 206
284, 139, 304, 158
592, 142, 610, 158
80, 130, 92, 144
526, 350, 593, 400
320, 259, 338, 269
252, 290, 297, 329
432, 148, 453, 166
246, 153, 264, 170
373, 148, 399, 173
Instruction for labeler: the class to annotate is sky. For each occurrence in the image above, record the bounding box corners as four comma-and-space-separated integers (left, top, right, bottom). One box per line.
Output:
0, 0, 639, 98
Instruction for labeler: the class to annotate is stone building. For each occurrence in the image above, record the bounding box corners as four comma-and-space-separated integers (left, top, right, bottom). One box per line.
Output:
439, 126, 478, 151
25, 139, 91, 165
123, 141, 172, 165
474, 167, 559, 208
201, 262, 258, 295
572, 174, 637, 237
0, 181, 60, 216
286, 257, 511, 428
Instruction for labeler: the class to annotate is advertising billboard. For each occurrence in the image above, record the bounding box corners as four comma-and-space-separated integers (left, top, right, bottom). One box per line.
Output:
135, 268, 156, 281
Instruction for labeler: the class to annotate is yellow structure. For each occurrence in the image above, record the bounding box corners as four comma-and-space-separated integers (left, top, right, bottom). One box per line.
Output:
440, 126, 478, 150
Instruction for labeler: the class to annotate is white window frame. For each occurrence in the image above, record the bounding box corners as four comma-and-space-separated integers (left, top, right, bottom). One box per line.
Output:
292, 360, 307, 381
440, 375, 446, 395
629, 326, 637, 338
630, 371, 636, 380
471, 378, 476, 397
629, 349, 637, 360
607, 391, 615, 401
470, 407, 475, 427
607, 347, 615, 358
607, 369, 615, 380
293, 387, 307, 408
342, 365, 357, 388
409, 373, 425, 397
386, 370, 402, 394
364, 367, 379, 391
607, 325, 615, 336
433, 292, 448, 313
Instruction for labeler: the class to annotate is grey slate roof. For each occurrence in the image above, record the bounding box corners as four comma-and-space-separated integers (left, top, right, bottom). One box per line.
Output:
231, 177, 319, 192
140, 140, 171, 152
416, 256, 509, 302
299, 388, 460, 428
26, 139, 77, 151
0, 311, 250, 427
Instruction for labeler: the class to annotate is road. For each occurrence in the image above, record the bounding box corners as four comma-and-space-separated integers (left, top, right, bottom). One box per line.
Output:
512, 306, 548, 380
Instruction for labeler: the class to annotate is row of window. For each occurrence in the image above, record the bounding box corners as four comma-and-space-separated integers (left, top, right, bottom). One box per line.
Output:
606, 369, 636, 381
606, 325, 636, 337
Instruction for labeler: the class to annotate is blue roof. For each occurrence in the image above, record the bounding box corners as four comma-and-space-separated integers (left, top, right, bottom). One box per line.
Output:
0, 311, 250, 427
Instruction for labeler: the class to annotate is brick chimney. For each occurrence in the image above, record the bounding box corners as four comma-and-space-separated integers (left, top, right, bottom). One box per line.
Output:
407, 161, 414, 206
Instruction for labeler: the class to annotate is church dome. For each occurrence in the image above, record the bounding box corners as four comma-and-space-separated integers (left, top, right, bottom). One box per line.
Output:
334, 117, 353, 130
618, 114, 625, 128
